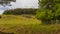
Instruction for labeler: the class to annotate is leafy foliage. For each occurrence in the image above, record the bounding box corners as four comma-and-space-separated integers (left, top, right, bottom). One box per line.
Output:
36, 0, 60, 24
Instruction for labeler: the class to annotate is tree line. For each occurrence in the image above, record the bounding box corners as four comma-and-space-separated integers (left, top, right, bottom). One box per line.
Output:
3, 8, 37, 15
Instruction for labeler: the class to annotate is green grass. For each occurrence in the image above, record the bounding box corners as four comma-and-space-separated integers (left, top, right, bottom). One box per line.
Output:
0, 15, 60, 34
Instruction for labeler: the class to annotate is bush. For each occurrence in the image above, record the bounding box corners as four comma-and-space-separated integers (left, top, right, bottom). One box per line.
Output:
3, 8, 37, 15
36, 7, 60, 24
36, 9, 54, 24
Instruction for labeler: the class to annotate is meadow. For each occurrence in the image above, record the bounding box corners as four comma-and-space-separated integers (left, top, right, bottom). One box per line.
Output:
0, 15, 40, 34
0, 15, 59, 34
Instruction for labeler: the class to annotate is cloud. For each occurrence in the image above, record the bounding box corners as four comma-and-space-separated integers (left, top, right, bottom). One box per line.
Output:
11, 0, 39, 8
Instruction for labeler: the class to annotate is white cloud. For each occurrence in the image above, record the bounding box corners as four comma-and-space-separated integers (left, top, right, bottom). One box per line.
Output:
11, 0, 39, 8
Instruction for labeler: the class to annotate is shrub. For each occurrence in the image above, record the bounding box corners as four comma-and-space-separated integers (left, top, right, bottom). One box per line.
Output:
36, 9, 54, 24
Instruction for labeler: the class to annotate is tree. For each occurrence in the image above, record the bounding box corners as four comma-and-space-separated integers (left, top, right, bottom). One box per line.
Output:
36, 0, 60, 24
0, 0, 16, 7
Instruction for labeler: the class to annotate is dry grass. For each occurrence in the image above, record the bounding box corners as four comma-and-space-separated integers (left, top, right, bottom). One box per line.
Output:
0, 15, 41, 24
0, 15, 41, 34
0, 15, 60, 34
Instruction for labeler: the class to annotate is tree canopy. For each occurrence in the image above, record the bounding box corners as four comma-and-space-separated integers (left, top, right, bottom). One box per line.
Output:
36, 0, 60, 24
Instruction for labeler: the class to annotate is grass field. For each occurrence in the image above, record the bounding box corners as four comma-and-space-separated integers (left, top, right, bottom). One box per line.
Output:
0, 15, 60, 34
0, 15, 41, 34
0, 15, 41, 24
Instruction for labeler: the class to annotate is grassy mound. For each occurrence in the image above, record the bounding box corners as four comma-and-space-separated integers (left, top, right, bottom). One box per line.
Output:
0, 15, 40, 24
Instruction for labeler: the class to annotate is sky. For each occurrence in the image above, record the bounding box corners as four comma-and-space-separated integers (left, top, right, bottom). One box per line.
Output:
11, 0, 39, 8
0, 0, 39, 14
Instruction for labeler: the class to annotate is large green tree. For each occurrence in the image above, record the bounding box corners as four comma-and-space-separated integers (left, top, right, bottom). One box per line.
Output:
36, 0, 60, 24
